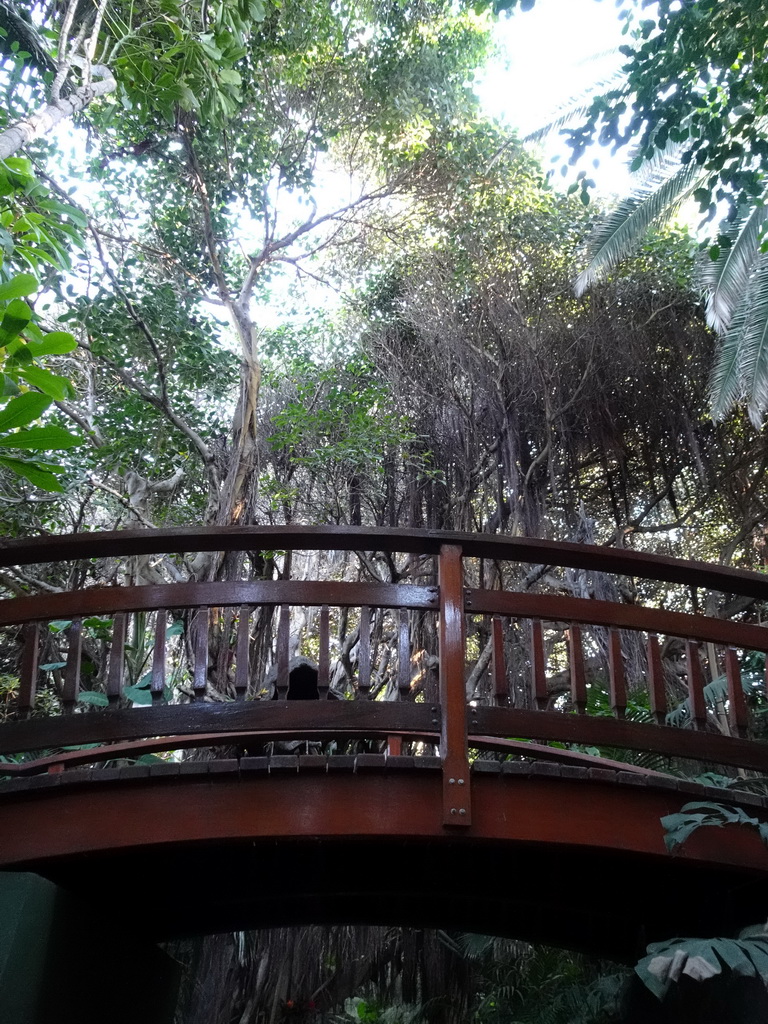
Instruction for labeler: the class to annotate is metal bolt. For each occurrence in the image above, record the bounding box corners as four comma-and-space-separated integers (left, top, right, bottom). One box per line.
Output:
459, 808, 467, 816
449, 777, 455, 784
457, 778, 464, 785
431, 707, 438, 713
450, 807, 457, 815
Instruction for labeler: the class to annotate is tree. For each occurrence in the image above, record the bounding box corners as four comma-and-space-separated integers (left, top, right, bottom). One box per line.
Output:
560, 0, 768, 425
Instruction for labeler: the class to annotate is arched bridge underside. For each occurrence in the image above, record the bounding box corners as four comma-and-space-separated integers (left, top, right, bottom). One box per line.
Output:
3, 526, 768, 962
2, 756, 768, 962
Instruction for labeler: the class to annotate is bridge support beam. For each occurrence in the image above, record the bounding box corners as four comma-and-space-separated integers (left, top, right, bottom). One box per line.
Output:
0, 872, 180, 1024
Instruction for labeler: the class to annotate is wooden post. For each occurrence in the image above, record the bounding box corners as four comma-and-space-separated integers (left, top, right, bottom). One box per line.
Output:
106, 613, 127, 705
491, 616, 508, 706
439, 544, 470, 827
686, 640, 707, 730
725, 647, 748, 738
318, 604, 330, 699
193, 608, 209, 701
569, 625, 587, 714
358, 606, 371, 697
277, 604, 289, 700
151, 610, 166, 703
234, 606, 249, 700
398, 608, 410, 699
647, 634, 667, 725
18, 623, 40, 717
531, 619, 548, 710
608, 630, 627, 719
62, 618, 82, 712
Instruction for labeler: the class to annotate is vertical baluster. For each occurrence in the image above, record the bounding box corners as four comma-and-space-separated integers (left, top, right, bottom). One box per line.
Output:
531, 619, 548, 710
686, 640, 707, 729
107, 613, 127, 706
235, 606, 250, 700
318, 604, 330, 700
439, 544, 470, 826
608, 630, 627, 719
492, 616, 508, 706
151, 609, 166, 703
62, 618, 82, 712
277, 604, 289, 700
569, 624, 587, 714
725, 647, 748, 738
18, 622, 40, 716
358, 606, 371, 698
647, 634, 667, 725
387, 736, 403, 755
398, 608, 410, 699
193, 608, 209, 701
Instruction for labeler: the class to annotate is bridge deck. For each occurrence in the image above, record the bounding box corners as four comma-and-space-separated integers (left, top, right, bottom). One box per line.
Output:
1, 755, 767, 960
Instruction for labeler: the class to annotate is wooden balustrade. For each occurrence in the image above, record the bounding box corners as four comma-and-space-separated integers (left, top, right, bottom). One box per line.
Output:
1, 526, 768, 824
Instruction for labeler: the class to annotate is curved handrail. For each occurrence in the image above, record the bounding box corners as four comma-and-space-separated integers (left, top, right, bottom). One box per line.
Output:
0, 525, 767, 598
0, 580, 438, 625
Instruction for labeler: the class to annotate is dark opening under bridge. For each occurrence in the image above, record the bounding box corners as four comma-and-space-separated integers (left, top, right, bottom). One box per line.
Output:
1, 525, 768, 994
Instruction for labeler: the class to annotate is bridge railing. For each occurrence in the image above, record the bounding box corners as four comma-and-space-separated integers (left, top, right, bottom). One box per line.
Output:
0, 526, 767, 826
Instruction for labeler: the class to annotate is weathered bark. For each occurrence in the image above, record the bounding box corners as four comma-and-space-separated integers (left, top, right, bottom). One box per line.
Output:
0, 64, 116, 160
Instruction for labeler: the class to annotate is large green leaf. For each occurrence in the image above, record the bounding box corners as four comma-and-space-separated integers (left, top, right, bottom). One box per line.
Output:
0, 272, 37, 301
0, 425, 81, 450
0, 455, 63, 491
0, 391, 51, 431
637, 934, 768, 1001
17, 365, 74, 401
0, 298, 32, 343
26, 330, 77, 357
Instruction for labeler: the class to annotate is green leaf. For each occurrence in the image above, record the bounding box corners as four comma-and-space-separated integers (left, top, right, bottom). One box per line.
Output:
82, 616, 113, 630
39, 661, 67, 671
77, 691, 109, 706
219, 69, 242, 85
0, 392, 52, 431
48, 619, 72, 632
123, 684, 153, 705
0, 455, 63, 491
0, 273, 37, 301
27, 331, 77, 356
0, 298, 32, 342
41, 200, 87, 229
17, 365, 74, 401
0, 426, 82, 450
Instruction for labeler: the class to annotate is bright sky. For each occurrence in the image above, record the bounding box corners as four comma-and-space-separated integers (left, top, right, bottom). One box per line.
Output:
477, 0, 635, 198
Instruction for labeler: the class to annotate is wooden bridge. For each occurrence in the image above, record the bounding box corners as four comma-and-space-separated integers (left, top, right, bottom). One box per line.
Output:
1, 525, 768, 991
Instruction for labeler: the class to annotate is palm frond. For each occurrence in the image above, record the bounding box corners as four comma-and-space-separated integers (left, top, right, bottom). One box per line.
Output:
523, 70, 626, 145
711, 253, 768, 424
574, 159, 704, 296
524, 103, 597, 146
710, 315, 747, 421
701, 204, 768, 333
